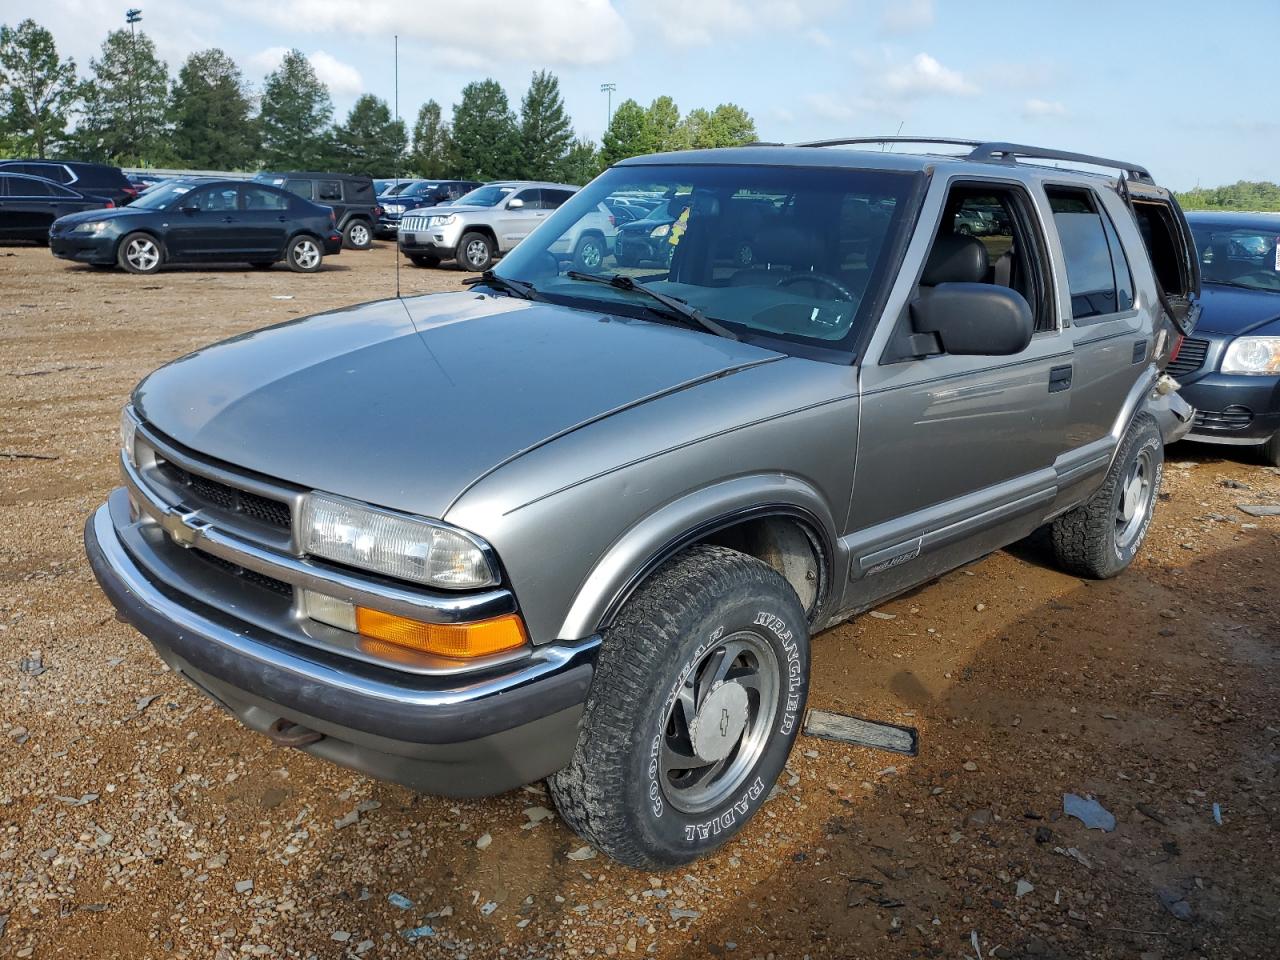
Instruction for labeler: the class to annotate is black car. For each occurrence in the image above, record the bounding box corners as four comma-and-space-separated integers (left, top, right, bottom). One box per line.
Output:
0, 173, 112, 243
253, 171, 379, 250
376, 179, 479, 238
49, 178, 343, 274
1175, 211, 1280, 464
0, 159, 136, 206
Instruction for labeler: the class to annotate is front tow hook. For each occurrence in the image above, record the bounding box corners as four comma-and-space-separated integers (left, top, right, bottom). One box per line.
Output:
264, 717, 325, 748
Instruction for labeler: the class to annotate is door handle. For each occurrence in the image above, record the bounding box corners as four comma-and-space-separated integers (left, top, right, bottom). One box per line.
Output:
1049, 364, 1073, 393
276, 216, 288, 222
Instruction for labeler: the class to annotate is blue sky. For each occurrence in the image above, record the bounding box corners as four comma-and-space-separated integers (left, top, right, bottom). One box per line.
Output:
13, 0, 1277, 189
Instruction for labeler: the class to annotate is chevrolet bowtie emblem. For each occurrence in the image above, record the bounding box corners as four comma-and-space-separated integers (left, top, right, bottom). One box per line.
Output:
719, 707, 730, 738
161, 509, 204, 548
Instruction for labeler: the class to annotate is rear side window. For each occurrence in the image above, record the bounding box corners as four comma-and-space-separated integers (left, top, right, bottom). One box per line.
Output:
285, 180, 313, 200
14, 177, 55, 197
241, 186, 289, 211
316, 180, 343, 202
1047, 187, 1131, 320
544, 189, 575, 209
1132, 200, 1193, 299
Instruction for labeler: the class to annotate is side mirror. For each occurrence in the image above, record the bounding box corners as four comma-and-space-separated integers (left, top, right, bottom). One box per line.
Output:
910, 283, 1034, 356
506, 197, 524, 209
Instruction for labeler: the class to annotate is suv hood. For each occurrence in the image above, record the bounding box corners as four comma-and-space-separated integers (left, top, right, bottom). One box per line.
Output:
133, 292, 781, 519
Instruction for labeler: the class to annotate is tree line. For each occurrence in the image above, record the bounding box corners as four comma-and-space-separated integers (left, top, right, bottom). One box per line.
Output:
0, 18, 759, 183
1176, 181, 1280, 213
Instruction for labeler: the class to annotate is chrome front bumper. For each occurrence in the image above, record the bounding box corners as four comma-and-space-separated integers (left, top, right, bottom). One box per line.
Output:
85, 497, 598, 796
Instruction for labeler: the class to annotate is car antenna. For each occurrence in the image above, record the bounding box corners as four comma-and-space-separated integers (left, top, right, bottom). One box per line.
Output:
394, 34, 402, 302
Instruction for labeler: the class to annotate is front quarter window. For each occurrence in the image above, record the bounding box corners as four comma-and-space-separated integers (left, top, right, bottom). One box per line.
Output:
494, 163, 919, 353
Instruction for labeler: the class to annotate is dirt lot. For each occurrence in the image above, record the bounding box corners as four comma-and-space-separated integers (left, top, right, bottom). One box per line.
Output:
2, 243, 1277, 960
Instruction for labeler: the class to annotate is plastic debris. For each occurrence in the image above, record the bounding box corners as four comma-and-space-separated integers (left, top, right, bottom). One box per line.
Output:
804, 709, 918, 756
970, 930, 983, 959
402, 925, 435, 941
387, 892, 413, 910
566, 845, 597, 861
1063, 793, 1115, 832
480, 901, 498, 916
1015, 880, 1034, 898
1212, 802, 1222, 826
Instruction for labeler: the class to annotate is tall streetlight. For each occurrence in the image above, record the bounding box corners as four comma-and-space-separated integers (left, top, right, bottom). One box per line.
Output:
600, 82, 616, 132
125, 8, 142, 164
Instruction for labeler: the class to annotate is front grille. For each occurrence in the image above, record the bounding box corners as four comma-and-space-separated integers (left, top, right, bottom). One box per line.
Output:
1168, 337, 1209, 378
156, 459, 292, 530
1193, 405, 1254, 432
400, 215, 431, 232
193, 551, 293, 598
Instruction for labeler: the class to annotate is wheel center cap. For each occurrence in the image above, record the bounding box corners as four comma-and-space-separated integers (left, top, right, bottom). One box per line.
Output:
1122, 475, 1142, 521
689, 682, 749, 763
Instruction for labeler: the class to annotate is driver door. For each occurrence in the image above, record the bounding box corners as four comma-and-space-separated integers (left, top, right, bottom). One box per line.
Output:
842, 178, 1072, 610
496, 188, 545, 250
165, 185, 239, 260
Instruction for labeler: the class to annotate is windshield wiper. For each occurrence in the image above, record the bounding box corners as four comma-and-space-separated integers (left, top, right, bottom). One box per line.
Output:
565, 270, 738, 340
463, 269, 542, 301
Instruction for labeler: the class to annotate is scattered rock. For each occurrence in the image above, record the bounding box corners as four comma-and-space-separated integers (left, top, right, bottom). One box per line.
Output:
965, 809, 993, 828
1237, 504, 1280, 517
331, 931, 350, 942
1015, 879, 1034, 898
868, 611, 896, 620
567, 845, 597, 861
387, 892, 413, 910
476, 832, 493, 850
962, 761, 978, 772
234, 880, 253, 894
670, 908, 701, 921
1156, 887, 1194, 922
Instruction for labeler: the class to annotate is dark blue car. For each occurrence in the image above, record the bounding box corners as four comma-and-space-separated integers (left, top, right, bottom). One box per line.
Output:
49, 178, 343, 275
1174, 211, 1280, 463
376, 179, 479, 238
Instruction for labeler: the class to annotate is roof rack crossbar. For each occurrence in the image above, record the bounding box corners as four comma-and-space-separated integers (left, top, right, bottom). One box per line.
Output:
967, 142, 1153, 183
792, 136, 982, 150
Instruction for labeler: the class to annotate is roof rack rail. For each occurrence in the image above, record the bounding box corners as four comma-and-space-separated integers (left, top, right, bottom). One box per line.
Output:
791, 136, 1154, 183
967, 142, 1153, 183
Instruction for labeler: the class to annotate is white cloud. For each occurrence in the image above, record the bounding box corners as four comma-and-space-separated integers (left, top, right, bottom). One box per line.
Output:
246, 47, 363, 96
805, 28, 834, 48
881, 52, 978, 98
880, 0, 933, 33
634, 0, 845, 46
802, 92, 858, 123
230, 0, 630, 66
1022, 98, 1067, 118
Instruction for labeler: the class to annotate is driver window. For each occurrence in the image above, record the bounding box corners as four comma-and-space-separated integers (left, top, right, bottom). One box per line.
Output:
512, 189, 541, 209
191, 186, 239, 212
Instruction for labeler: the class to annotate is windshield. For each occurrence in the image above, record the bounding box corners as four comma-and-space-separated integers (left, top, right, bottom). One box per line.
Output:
402, 181, 442, 197
495, 164, 919, 351
128, 180, 197, 210
1190, 220, 1280, 292
455, 184, 515, 207
381, 181, 415, 196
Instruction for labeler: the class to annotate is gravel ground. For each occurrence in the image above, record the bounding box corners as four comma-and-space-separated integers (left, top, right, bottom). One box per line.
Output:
1, 243, 1277, 960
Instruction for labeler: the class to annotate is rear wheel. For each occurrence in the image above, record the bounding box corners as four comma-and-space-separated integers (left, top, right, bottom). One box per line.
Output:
117, 232, 163, 274
457, 232, 494, 271
1051, 414, 1163, 578
549, 544, 810, 868
573, 234, 606, 271
409, 254, 440, 268
343, 219, 373, 250
286, 235, 323, 273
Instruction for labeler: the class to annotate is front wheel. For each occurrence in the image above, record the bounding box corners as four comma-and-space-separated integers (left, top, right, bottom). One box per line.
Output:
549, 545, 810, 868
286, 235, 324, 273
1051, 414, 1163, 578
573, 234, 606, 271
343, 219, 373, 250
457, 232, 494, 271
117, 232, 163, 274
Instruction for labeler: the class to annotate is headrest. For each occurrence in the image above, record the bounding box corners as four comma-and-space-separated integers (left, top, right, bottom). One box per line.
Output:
921, 233, 989, 286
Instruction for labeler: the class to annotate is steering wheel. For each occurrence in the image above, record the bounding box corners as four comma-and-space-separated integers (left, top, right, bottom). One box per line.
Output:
776, 271, 855, 301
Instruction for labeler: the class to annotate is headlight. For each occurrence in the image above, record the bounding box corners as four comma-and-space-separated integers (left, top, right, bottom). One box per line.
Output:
74, 220, 111, 235
1221, 337, 1280, 375
120, 406, 138, 467
384, 204, 405, 214
649, 223, 671, 238
429, 214, 456, 227
300, 493, 498, 589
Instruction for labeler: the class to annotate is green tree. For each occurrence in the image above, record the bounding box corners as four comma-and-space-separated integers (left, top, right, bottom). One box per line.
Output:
600, 98, 651, 166
333, 94, 406, 175
516, 69, 572, 180
678, 103, 757, 149
0, 19, 79, 157
645, 95, 684, 153
168, 48, 255, 169
1177, 180, 1280, 213
75, 27, 170, 165
449, 79, 519, 181
259, 49, 334, 170
558, 137, 602, 185
409, 99, 451, 178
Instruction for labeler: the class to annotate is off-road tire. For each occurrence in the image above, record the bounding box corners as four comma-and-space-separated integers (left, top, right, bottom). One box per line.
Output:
343, 219, 373, 250
1261, 431, 1280, 467
409, 254, 440, 268
457, 232, 494, 271
285, 235, 324, 273
549, 544, 810, 868
1051, 414, 1163, 578
117, 232, 163, 274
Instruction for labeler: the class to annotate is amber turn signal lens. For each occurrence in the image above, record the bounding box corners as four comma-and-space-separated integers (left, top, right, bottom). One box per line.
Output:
354, 608, 528, 660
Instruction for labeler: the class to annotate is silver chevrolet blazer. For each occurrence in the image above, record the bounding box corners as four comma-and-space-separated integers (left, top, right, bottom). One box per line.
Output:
86, 139, 1199, 867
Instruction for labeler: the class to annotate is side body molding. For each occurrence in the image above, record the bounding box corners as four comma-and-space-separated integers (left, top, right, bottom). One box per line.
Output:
557, 474, 843, 641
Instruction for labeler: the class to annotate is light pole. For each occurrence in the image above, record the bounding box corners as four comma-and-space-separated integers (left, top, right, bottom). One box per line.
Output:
125, 8, 142, 163
600, 82, 616, 132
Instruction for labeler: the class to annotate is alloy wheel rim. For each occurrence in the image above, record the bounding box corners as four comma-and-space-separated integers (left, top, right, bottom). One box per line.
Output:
659, 631, 779, 814
127, 238, 159, 271
581, 241, 602, 268
295, 241, 320, 269
351, 224, 369, 246
1115, 447, 1154, 549
466, 239, 488, 266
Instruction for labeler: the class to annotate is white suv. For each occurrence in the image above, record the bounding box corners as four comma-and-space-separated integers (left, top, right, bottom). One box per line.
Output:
399, 181, 579, 270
